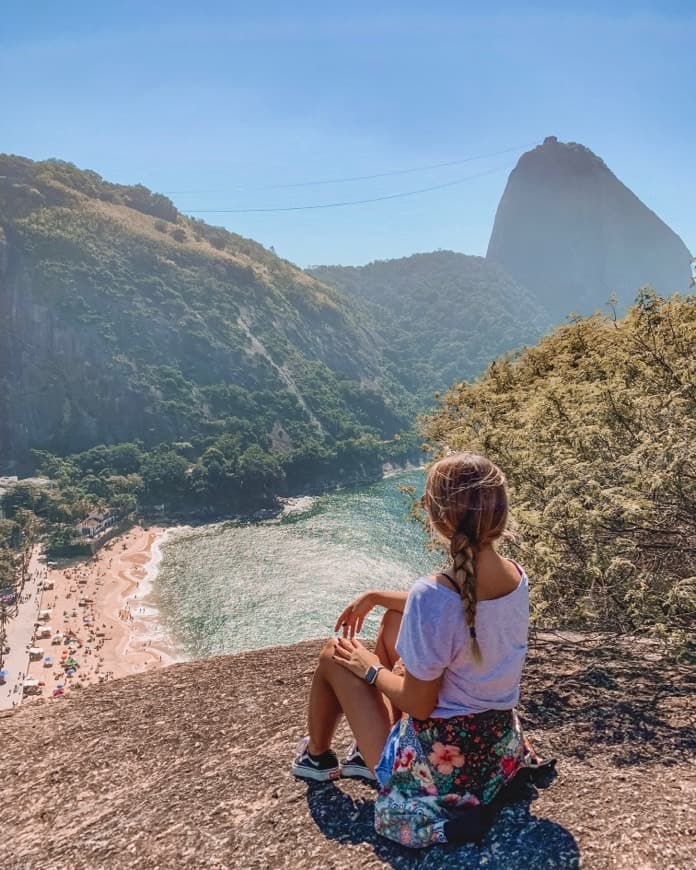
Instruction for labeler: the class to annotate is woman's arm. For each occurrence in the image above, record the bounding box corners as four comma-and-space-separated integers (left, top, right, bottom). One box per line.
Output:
334, 589, 409, 637
332, 637, 441, 720
369, 590, 408, 612
374, 665, 441, 720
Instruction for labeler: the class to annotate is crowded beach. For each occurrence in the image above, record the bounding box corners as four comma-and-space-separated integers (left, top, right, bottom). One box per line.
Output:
2, 525, 178, 708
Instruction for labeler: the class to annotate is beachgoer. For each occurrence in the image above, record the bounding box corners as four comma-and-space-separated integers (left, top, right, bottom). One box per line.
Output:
292, 452, 546, 848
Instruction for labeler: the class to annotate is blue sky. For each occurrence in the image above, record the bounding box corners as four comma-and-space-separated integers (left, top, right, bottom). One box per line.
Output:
2, 1, 694, 266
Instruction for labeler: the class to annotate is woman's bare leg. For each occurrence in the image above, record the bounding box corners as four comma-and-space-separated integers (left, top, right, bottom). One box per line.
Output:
306, 655, 343, 754
306, 609, 404, 770
374, 608, 402, 669
374, 609, 403, 722
308, 639, 392, 770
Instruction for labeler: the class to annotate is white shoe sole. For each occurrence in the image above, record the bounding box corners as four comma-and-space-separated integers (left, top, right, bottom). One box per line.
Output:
291, 763, 341, 782
341, 763, 377, 781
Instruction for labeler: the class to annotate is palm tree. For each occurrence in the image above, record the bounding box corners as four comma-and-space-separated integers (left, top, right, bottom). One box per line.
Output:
14, 509, 42, 604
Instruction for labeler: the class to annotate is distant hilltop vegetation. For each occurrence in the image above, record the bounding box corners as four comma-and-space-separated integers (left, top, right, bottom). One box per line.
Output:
0, 154, 423, 499
486, 136, 692, 318
309, 250, 550, 397
0, 153, 548, 503
0, 140, 692, 515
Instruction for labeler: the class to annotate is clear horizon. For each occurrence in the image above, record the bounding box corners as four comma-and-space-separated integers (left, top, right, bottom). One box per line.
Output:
2, 1, 694, 267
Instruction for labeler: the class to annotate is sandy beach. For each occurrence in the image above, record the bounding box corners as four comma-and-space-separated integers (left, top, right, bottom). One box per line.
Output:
25, 525, 180, 699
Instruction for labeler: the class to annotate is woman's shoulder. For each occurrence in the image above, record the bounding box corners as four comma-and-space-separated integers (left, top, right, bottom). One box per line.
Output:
414, 574, 460, 595
407, 575, 462, 613
475, 557, 527, 603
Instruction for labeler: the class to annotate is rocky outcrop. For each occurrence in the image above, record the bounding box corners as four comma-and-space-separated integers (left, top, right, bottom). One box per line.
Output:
1, 635, 692, 868
487, 137, 692, 318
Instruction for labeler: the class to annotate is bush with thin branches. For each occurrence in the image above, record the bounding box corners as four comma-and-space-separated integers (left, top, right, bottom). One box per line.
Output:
423, 290, 696, 643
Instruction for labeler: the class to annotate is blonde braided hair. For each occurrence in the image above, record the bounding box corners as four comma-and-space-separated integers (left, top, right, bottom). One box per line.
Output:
422, 453, 509, 664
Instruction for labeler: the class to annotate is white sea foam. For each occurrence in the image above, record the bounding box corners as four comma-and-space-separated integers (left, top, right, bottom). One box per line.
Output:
152, 470, 438, 659
128, 528, 184, 660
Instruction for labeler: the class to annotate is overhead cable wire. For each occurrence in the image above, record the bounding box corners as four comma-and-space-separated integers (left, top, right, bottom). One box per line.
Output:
162, 141, 535, 194
185, 163, 513, 214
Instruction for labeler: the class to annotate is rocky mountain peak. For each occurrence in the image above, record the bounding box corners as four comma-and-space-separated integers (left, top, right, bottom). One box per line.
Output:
486, 138, 692, 317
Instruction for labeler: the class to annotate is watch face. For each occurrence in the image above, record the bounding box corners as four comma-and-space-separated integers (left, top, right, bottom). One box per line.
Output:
365, 666, 377, 684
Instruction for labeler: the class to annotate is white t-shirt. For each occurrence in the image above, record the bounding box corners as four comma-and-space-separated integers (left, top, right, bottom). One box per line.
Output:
395, 566, 529, 718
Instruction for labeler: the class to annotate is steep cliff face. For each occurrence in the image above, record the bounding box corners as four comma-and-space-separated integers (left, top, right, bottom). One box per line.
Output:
0, 155, 411, 471
486, 137, 692, 318
1, 225, 139, 458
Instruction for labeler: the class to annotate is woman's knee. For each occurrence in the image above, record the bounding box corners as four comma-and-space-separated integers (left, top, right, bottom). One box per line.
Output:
376, 609, 402, 667
379, 610, 403, 653
318, 637, 337, 668
380, 608, 402, 637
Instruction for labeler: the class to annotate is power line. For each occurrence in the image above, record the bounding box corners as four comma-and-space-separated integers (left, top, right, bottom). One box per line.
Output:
185, 163, 513, 215
162, 141, 535, 194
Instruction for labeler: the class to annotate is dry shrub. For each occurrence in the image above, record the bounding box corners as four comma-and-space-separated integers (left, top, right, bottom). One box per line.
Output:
423, 290, 696, 643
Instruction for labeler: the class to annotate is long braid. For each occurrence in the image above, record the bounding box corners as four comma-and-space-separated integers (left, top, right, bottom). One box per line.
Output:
450, 531, 482, 663
423, 453, 509, 665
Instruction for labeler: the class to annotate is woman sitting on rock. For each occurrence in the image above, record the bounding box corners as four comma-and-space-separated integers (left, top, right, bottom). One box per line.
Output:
292, 452, 542, 848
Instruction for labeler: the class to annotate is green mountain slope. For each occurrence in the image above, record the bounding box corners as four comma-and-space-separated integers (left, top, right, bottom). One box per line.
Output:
0, 155, 416, 506
310, 251, 551, 399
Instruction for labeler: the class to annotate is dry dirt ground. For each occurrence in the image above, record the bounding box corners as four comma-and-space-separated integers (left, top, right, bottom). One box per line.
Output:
1, 634, 693, 869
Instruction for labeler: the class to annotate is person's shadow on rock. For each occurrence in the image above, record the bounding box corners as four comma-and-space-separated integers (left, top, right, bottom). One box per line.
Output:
305, 772, 579, 869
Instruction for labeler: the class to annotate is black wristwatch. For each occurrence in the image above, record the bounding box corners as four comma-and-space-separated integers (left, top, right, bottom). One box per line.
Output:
364, 664, 385, 685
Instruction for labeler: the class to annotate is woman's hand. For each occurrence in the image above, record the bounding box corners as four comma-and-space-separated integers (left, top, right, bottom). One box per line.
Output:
331, 637, 381, 680
334, 591, 375, 638
392, 658, 405, 677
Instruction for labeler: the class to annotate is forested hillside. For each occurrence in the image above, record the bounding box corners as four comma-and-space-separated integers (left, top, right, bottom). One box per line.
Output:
310, 251, 550, 399
0, 154, 419, 513
423, 290, 696, 641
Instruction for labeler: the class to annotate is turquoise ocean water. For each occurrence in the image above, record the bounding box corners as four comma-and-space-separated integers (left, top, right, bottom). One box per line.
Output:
153, 470, 443, 658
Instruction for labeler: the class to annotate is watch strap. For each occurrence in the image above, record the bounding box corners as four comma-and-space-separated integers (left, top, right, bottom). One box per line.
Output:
365, 664, 385, 685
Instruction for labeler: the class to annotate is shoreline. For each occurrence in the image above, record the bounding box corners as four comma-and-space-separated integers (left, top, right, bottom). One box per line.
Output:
22, 465, 425, 702
25, 525, 182, 700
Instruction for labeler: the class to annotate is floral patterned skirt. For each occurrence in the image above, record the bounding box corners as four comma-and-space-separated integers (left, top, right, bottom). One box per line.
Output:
374, 708, 529, 848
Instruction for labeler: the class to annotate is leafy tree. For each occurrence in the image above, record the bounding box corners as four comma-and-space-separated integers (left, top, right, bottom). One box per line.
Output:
109, 493, 137, 515
238, 445, 285, 501
45, 524, 91, 558
0, 546, 15, 589
141, 451, 190, 505
12, 509, 42, 602
423, 290, 696, 642
0, 520, 18, 550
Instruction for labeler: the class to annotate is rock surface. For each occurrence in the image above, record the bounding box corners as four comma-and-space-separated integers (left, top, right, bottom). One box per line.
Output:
487, 137, 693, 318
1, 634, 693, 869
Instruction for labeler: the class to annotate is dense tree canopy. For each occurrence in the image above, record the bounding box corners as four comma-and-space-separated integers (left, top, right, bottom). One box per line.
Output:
310, 251, 550, 400
0, 153, 420, 493
423, 290, 696, 642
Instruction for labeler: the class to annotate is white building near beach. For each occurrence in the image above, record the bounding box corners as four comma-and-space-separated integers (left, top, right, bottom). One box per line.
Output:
77, 510, 118, 539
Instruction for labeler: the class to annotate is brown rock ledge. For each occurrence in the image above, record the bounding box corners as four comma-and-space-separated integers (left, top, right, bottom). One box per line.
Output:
1, 635, 693, 869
